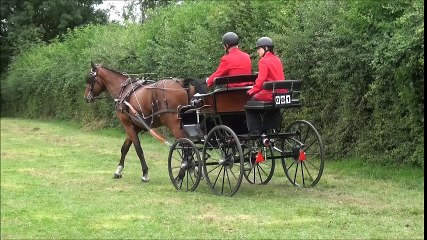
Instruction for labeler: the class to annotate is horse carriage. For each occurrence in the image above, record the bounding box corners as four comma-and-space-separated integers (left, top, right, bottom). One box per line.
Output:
168, 74, 325, 196
84, 63, 324, 197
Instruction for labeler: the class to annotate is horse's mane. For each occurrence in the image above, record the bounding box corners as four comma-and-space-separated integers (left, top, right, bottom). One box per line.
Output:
101, 66, 125, 76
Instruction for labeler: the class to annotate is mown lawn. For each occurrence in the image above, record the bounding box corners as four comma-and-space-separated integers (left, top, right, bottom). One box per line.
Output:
1, 118, 424, 239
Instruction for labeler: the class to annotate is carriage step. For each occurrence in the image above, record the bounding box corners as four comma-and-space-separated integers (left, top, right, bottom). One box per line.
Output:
183, 124, 204, 139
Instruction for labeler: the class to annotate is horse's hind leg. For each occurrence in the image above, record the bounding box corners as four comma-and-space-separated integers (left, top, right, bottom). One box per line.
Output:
113, 137, 132, 179
124, 127, 149, 182
119, 115, 149, 182
133, 137, 149, 182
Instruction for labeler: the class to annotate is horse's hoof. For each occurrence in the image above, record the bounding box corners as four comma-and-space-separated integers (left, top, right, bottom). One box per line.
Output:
175, 177, 183, 188
113, 173, 122, 179
141, 174, 150, 182
141, 177, 150, 182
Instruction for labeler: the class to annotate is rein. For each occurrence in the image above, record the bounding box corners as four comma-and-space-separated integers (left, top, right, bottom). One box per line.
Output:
143, 86, 192, 90
92, 95, 106, 99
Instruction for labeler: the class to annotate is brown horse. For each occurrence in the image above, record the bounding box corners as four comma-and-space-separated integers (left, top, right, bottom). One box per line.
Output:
84, 61, 203, 182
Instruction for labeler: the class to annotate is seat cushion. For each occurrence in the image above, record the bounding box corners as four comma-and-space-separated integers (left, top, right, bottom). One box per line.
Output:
244, 100, 274, 109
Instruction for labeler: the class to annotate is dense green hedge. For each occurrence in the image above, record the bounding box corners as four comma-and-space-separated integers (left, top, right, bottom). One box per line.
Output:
1, 0, 423, 167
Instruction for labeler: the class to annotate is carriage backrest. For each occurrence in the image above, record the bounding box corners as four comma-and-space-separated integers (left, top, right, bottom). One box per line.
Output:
243, 80, 302, 110
214, 74, 258, 87
189, 74, 257, 114
262, 80, 301, 92
264, 80, 302, 108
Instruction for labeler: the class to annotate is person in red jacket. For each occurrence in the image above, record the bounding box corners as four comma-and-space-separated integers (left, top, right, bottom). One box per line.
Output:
206, 32, 252, 88
247, 37, 286, 101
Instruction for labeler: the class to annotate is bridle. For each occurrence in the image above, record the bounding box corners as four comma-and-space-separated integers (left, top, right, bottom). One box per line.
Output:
85, 67, 105, 102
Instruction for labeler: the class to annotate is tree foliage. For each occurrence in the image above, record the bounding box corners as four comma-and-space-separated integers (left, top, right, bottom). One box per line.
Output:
0, 0, 108, 75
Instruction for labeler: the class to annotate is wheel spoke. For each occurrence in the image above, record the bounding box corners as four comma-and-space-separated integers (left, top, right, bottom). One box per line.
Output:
212, 165, 224, 189
258, 164, 269, 177
226, 167, 232, 194
206, 164, 221, 175
305, 159, 320, 170
256, 166, 264, 183
186, 170, 195, 190
221, 166, 226, 195
252, 167, 256, 182
301, 161, 305, 187
302, 161, 314, 181
304, 138, 318, 152
286, 161, 295, 172
302, 126, 310, 143
293, 162, 299, 185
228, 166, 239, 181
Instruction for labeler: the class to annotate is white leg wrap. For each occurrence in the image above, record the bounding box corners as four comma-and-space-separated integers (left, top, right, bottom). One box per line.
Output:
115, 165, 124, 175
141, 173, 150, 182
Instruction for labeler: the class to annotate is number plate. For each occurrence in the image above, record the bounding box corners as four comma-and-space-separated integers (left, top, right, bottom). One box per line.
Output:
274, 94, 292, 107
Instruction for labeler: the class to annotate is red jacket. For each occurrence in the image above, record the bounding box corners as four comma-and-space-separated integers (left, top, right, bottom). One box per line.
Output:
247, 52, 286, 101
206, 47, 252, 87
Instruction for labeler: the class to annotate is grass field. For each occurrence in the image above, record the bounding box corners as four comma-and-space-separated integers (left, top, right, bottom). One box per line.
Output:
1, 118, 424, 239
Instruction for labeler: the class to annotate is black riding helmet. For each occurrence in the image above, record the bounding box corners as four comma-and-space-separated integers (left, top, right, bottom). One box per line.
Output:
255, 37, 274, 50
255, 37, 274, 57
222, 32, 239, 45
222, 32, 239, 52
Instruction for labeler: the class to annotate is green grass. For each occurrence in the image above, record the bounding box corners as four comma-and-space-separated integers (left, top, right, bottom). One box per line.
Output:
1, 118, 424, 239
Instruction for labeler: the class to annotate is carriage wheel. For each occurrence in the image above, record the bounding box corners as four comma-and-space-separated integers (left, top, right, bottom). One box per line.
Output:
202, 125, 243, 196
168, 138, 202, 191
280, 120, 325, 187
242, 140, 275, 185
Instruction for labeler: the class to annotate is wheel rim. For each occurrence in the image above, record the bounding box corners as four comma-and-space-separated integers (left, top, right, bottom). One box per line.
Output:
202, 125, 243, 196
168, 138, 202, 191
281, 120, 325, 187
242, 140, 275, 185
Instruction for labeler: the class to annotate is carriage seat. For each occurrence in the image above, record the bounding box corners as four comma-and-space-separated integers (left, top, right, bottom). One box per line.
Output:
214, 74, 258, 88
244, 80, 302, 110
244, 100, 274, 109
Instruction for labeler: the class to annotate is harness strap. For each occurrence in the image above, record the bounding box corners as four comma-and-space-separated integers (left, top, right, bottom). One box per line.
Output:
116, 79, 182, 127
115, 79, 147, 111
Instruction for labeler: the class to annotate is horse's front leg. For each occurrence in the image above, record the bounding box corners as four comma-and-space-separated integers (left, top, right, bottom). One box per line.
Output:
113, 137, 132, 179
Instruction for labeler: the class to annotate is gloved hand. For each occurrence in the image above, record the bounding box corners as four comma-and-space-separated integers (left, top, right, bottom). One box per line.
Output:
206, 77, 213, 88
247, 87, 255, 96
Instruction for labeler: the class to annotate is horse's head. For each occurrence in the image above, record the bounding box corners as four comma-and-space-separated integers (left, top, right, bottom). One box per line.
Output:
84, 61, 106, 103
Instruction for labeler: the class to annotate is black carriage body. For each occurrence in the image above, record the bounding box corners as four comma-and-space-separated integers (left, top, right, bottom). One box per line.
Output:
171, 75, 325, 196
245, 108, 282, 132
